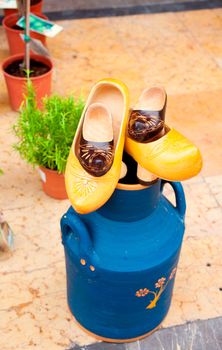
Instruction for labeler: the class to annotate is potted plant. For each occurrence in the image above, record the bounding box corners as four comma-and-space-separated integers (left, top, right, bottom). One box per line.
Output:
3, 12, 48, 55
3, 0, 43, 17
2, 53, 52, 111
2, 0, 53, 111
13, 80, 84, 199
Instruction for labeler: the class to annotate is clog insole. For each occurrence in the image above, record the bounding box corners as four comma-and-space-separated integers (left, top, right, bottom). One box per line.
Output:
83, 103, 113, 142
135, 87, 166, 111
90, 85, 124, 147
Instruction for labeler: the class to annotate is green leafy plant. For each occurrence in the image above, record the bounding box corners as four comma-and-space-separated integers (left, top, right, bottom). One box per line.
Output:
13, 81, 84, 173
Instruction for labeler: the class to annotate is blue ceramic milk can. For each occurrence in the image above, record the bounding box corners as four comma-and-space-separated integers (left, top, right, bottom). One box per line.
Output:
61, 180, 186, 342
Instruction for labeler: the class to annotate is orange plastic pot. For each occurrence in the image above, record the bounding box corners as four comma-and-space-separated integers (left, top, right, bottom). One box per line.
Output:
3, 13, 48, 55
3, 0, 43, 16
39, 167, 68, 200
2, 53, 53, 111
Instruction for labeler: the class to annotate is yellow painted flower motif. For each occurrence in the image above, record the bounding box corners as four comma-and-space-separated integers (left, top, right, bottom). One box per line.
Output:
169, 267, 177, 280
135, 288, 149, 297
155, 277, 166, 289
135, 266, 177, 310
74, 178, 97, 196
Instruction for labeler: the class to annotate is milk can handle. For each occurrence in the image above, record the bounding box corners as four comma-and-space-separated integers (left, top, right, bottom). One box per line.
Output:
161, 180, 186, 220
61, 212, 93, 261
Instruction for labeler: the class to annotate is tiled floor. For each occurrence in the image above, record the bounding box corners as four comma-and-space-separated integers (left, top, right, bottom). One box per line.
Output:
0, 7, 222, 350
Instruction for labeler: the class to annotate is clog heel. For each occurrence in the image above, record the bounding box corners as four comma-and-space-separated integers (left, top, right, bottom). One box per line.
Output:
65, 78, 130, 214
125, 87, 202, 181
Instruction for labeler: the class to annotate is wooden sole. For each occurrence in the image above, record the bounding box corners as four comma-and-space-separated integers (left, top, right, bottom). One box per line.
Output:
69, 307, 163, 343
137, 163, 158, 185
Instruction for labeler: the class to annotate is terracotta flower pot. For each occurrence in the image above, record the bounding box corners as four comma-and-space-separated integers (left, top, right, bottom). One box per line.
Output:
2, 53, 53, 111
3, 0, 43, 17
38, 167, 68, 200
3, 13, 48, 55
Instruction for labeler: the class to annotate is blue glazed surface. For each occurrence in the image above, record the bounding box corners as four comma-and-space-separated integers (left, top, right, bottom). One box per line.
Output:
61, 180, 186, 340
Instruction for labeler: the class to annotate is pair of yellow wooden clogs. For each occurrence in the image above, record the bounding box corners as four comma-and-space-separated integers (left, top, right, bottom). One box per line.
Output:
65, 78, 202, 214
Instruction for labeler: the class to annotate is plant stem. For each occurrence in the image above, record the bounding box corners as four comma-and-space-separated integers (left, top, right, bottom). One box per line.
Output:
25, 0, 30, 71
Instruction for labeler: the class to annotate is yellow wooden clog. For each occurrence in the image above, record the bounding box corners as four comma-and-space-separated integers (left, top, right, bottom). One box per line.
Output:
65, 78, 130, 214
125, 126, 203, 181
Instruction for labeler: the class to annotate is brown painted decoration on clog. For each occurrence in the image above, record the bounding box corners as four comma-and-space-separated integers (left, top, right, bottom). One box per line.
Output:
128, 87, 167, 143
128, 110, 165, 143
78, 137, 114, 177
77, 103, 114, 177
